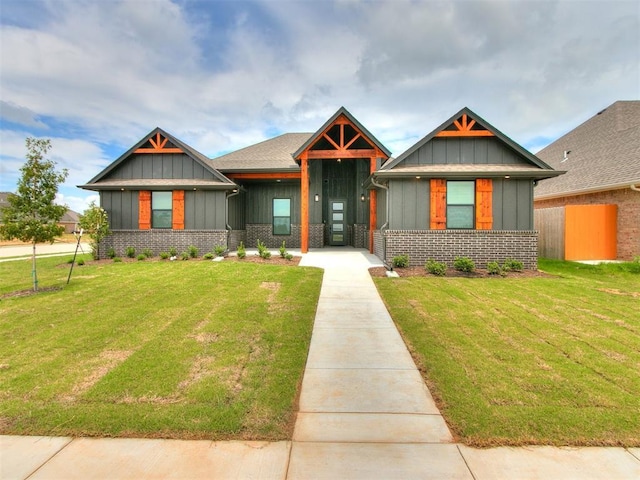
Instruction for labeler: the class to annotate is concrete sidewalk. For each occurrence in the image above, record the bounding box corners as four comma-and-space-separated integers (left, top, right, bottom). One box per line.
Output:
2, 248, 639, 479
0, 242, 90, 262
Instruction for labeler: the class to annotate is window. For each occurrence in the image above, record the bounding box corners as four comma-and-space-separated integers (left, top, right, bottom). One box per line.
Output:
273, 198, 291, 235
152, 191, 172, 228
446, 181, 475, 229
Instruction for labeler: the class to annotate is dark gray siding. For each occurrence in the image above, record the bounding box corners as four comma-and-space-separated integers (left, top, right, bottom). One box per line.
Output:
376, 188, 387, 228
404, 137, 531, 166
388, 179, 430, 229
101, 191, 138, 230
320, 159, 370, 226
104, 153, 216, 180
185, 190, 226, 229
245, 184, 301, 224
493, 179, 534, 229
228, 192, 246, 230
309, 161, 323, 224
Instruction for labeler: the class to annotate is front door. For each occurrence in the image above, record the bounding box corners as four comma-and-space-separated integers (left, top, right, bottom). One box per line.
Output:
329, 199, 346, 246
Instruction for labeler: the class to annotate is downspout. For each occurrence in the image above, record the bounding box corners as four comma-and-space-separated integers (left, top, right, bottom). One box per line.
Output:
370, 175, 391, 269
630, 184, 640, 192
225, 188, 240, 250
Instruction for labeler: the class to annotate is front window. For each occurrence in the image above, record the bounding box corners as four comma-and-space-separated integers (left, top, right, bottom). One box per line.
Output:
273, 198, 291, 235
152, 191, 172, 228
446, 181, 475, 229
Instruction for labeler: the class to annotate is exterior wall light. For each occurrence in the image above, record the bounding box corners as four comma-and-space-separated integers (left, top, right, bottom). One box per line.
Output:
360, 193, 366, 202
314, 194, 319, 202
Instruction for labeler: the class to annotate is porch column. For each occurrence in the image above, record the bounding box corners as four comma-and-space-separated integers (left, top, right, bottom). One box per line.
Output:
369, 156, 377, 253
301, 154, 309, 253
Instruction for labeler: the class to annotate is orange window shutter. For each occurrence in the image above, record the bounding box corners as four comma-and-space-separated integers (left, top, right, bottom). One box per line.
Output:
430, 179, 447, 229
139, 191, 151, 230
172, 190, 185, 230
475, 179, 493, 230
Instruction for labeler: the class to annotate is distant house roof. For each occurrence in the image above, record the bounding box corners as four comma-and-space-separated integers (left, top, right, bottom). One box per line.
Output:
61, 209, 80, 223
534, 101, 640, 199
210, 133, 311, 173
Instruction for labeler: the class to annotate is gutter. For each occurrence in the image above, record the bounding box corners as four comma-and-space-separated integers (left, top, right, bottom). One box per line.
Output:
369, 175, 391, 270
631, 184, 640, 192
225, 188, 241, 248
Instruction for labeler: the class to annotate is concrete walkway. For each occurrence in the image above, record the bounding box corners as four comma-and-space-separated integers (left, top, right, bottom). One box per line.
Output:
2, 248, 639, 479
0, 242, 90, 262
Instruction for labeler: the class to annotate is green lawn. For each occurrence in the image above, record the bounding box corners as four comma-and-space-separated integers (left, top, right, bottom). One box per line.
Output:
374, 259, 640, 447
0, 255, 322, 440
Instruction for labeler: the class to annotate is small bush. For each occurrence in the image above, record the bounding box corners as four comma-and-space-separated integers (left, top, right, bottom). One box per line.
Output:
107, 247, 116, 259
279, 241, 287, 258
113, 257, 122, 263
285, 253, 294, 261
503, 258, 523, 272
237, 241, 246, 259
425, 259, 447, 276
169, 246, 178, 257
137, 254, 146, 261
77, 258, 85, 266
392, 254, 410, 268
257, 239, 271, 259
66, 257, 74, 264
159, 252, 170, 260
188, 245, 199, 258
125, 246, 136, 258
454, 256, 475, 273
626, 256, 640, 274
180, 251, 190, 261
214, 245, 226, 257
203, 252, 214, 260
142, 248, 153, 258
487, 261, 502, 275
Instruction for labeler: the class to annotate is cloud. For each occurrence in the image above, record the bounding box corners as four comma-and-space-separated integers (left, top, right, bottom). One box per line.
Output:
0, 101, 48, 129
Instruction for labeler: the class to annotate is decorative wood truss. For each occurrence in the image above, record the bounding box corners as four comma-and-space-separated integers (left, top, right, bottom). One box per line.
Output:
436, 114, 494, 137
305, 114, 385, 159
135, 132, 183, 153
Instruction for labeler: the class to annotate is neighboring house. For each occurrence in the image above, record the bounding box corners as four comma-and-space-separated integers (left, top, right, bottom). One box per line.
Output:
0, 191, 79, 234
80, 107, 562, 268
534, 101, 640, 261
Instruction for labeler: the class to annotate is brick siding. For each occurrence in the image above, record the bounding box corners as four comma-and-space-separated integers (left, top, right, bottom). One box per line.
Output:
101, 230, 228, 259
375, 229, 538, 270
535, 188, 640, 260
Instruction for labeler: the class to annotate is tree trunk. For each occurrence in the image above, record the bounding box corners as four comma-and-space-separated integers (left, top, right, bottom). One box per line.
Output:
32, 242, 38, 292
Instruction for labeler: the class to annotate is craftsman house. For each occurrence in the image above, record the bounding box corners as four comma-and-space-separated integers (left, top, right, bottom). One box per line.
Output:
80, 107, 562, 268
534, 101, 640, 261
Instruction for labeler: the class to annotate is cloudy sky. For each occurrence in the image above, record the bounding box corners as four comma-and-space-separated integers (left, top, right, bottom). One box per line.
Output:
1, 0, 638, 213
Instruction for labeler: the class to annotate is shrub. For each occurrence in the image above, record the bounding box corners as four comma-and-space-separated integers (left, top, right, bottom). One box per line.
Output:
487, 261, 502, 275
425, 259, 447, 276
503, 258, 523, 272
107, 247, 116, 259
203, 252, 214, 260
237, 241, 246, 259
113, 257, 122, 263
137, 254, 146, 261
626, 256, 640, 274
77, 258, 85, 266
257, 239, 271, 259
125, 246, 136, 258
159, 252, 170, 260
169, 246, 178, 257
180, 251, 190, 261
142, 248, 153, 258
285, 253, 294, 261
188, 245, 199, 258
453, 256, 475, 273
66, 257, 74, 264
279, 241, 287, 258
392, 254, 409, 268
214, 245, 226, 257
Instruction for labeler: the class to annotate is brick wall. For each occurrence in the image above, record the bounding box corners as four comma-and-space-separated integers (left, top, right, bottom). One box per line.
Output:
228, 230, 246, 251
101, 230, 228, 259
375, 229, 538, 270
245, 224, 324, 249
535, 188, 640, 260
353, 224, 367, 249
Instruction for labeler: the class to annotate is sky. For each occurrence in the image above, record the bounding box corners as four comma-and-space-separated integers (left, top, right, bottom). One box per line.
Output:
1, 0, 638, 213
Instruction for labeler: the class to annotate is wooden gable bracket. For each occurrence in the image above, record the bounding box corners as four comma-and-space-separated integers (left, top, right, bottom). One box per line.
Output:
135, 132, 183, 154
435, 114, 494, 137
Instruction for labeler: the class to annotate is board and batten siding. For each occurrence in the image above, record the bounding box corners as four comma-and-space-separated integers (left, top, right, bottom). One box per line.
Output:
184, 190, 226, 230
388, 179, 430, 229
101, 190, 138, 230
492, 178, 534, 230
103, 153, 216, 181
403, 137, 531, 166
245, 184, 301, 224
227, 192, 246, 230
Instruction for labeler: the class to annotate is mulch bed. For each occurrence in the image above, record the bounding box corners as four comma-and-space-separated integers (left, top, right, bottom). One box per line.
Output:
369, 266, 552, 278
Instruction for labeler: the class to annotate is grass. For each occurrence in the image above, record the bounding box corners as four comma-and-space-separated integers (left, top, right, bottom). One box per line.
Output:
374, 258, 640, 447
0, 256, 322, 440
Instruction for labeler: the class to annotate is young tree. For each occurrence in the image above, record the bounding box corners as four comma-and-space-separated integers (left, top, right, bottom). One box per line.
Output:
79, 201, 110, 260
0, 138, 68, 291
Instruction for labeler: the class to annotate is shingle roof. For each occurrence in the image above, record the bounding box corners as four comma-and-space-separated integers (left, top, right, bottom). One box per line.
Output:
79, 179, 233, 191
375, 164, 556, 179
210, 133, 312, 172
534, 101, 640, 199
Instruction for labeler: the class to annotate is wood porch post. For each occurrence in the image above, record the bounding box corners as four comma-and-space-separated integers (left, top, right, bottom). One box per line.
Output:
301, 154, 309, 253
369, 156, 377, 253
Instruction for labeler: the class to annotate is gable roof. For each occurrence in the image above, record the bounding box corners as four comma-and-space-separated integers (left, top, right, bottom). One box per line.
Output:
379, 107, 558, 177
293, 106, 392, 160
210, 133, 311, 173
534, 101, 640, 199
80, 127, 235, 191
